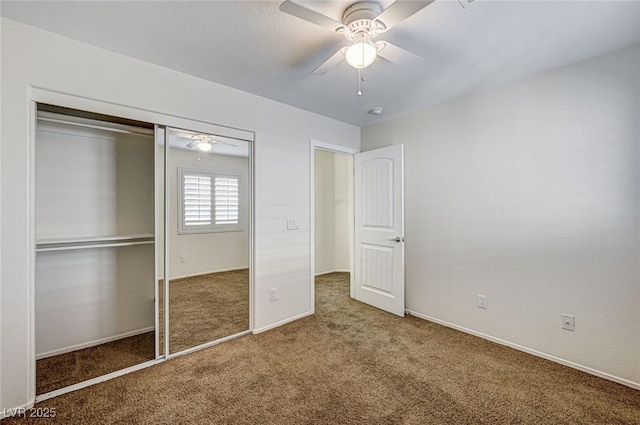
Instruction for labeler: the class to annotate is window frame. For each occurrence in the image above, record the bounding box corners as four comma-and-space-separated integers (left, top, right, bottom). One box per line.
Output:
178, 167, 242, 234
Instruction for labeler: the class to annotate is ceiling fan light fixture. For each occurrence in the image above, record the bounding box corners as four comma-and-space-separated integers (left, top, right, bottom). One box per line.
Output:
345, 40, 377, 69
196, 140, 213, 152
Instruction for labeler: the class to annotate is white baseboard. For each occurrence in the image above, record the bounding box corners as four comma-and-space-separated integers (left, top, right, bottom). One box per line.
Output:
252, 311, 313, 334
168, 266, 249, 281
36, 326, 155, 360
406, 309, 640, 391
315, 269, 350, 276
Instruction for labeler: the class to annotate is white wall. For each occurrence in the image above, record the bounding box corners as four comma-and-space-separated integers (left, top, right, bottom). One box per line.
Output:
314, 150, 352, 275
34, 120, 155, 357
168, 148, 249, 278
0, 18, 359, 411
36, 121, 154, 239
333, 153, 353, 272
361, 45, 640, 387
36, 245, 155, 357
314, 150, 335, 275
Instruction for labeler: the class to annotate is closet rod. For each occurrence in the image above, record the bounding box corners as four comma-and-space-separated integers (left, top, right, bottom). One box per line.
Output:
36, 240, 154, 253
37, 113, 154, 137
37, 234, 155, 245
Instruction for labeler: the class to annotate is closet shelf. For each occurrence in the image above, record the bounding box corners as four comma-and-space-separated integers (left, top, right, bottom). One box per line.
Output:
36, 234, 154, 252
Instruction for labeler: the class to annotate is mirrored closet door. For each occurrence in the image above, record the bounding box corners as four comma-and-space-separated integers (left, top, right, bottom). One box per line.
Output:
34, 105, 161, 395
165, 127, 251, 355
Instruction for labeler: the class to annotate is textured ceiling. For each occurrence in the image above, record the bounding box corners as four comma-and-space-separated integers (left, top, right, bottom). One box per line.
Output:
3, 1, 640, 127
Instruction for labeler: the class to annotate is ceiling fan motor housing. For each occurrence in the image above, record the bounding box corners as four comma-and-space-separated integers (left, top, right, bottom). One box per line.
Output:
342, 1, 385, 34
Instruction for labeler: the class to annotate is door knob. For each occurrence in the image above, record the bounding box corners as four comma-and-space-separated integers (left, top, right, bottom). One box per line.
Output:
390, 237, 404, 243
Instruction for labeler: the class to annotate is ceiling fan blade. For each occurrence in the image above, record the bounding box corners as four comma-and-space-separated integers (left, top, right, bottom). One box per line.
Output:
374, 0, 434, 32
186, 140, 199, 149
279, 1, 345, 32
377, 41, 423, 64
312, 47, 348, 75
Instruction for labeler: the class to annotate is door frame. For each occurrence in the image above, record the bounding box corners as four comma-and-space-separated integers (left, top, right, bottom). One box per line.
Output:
309, 139, 359, 313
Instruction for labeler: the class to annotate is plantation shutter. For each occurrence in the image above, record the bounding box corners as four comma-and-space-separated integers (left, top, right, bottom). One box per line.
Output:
183, 175, 212, 227
214, 177, 240, 226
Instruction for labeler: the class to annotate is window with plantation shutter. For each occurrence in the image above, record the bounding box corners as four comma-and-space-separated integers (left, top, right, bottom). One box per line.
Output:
214, 177, 239, 226
179, 168, 241, 233
183, 175, 212, 227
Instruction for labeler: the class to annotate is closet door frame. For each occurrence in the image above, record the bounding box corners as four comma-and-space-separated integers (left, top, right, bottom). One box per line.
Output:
27, 87, 256, 402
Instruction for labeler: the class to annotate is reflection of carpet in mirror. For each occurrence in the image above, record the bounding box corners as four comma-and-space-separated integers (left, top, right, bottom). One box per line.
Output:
167, 268, 250, 354
36, 331, 155, 395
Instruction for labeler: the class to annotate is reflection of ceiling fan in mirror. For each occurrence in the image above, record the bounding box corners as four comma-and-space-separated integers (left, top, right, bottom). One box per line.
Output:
186, 134, 238, 152
279, 0, 433, 74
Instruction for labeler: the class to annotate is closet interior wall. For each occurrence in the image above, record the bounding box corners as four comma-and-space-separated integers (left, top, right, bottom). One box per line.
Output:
35, 107, 156, 362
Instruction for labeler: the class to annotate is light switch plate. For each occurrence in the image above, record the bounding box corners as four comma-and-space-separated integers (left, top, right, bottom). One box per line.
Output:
270, 288, 279, 302
286, 218, 300, 230
477, 294, 487, 309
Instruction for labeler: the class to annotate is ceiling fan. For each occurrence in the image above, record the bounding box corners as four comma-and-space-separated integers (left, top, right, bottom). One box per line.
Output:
186, 134, 238, 152
279, 0, 434, 74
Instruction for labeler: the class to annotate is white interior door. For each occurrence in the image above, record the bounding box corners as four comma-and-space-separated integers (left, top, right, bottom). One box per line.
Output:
354, 144, 405, 316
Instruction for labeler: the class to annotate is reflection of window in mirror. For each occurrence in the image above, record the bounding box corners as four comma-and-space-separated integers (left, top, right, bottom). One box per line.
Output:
179, 167, 241, 234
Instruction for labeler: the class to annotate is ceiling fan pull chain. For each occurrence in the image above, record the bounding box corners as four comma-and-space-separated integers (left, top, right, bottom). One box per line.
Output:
357, 67, 363, 96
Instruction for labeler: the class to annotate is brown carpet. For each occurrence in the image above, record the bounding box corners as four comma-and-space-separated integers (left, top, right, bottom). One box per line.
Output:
8, 272, 640, 424
37, 269, 249, 394
166, 268, 250, 353
36, 332, 155, 395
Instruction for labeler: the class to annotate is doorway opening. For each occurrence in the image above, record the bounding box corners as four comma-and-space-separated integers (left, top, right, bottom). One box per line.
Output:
312, 146, 355, 313
311, 141, 406, 317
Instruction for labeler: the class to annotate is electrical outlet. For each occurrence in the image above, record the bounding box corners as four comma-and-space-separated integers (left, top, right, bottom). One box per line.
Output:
561, 314, 575, 331
180, 255, 187, 264
270, 288, 279, 302
477, 294, 487, 309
